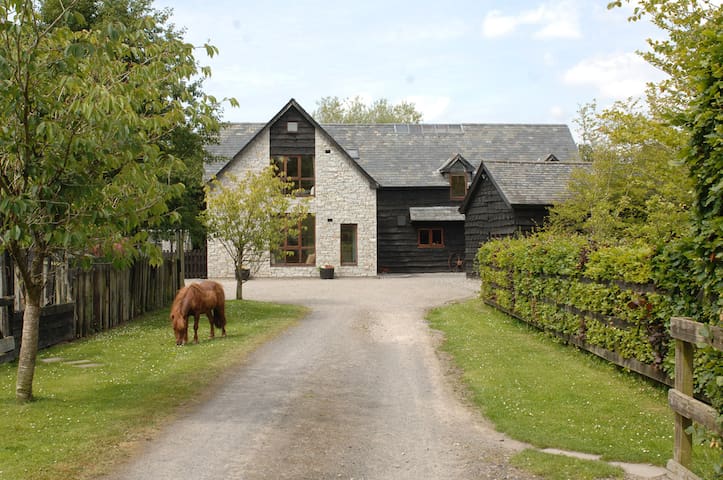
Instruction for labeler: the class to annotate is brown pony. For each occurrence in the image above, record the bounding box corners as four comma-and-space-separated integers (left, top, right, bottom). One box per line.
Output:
170, 281, 226, 345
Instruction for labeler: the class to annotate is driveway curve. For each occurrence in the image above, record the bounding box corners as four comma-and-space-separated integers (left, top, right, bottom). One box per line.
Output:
104, 274, 535, 480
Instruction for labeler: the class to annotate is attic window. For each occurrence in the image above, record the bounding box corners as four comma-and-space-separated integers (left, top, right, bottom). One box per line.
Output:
450, 174, 467, 200
287, 122, 298, 133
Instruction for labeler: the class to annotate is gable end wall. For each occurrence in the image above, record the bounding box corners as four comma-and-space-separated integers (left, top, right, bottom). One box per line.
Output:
206, 128, 377, 278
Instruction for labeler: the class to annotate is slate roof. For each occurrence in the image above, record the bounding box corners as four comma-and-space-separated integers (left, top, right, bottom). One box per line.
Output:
409, 207, 465, 222
461, 161, 590, 211
204, 123, 265, 180
322, 123, 579, 188
205, 120, 580, 188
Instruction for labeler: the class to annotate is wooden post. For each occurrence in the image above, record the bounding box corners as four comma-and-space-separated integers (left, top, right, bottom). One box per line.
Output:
177, 230, 185, 283
673, 338, 694, 468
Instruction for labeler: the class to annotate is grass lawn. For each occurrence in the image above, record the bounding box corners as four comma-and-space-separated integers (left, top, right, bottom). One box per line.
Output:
0, 299, 306, 480
428, 299, 718, 479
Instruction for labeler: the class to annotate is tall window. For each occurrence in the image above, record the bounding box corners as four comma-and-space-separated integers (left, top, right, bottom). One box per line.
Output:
450, 174, 467, 200
274, 215, 315, 265
272, 155, 315, 195
341, 224, 357, 265
418, 228, 444, 248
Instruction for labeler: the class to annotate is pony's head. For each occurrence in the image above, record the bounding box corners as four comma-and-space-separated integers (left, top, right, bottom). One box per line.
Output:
170, 287, 189, 345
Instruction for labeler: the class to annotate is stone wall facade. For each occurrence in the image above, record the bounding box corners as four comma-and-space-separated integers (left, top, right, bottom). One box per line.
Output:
206, 127, 378, 278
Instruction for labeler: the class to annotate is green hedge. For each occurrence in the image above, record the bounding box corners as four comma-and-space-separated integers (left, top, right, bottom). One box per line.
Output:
478, 233, 682, 381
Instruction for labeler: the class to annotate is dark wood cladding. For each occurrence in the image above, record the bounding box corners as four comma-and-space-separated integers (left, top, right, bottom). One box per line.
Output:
270, 107, 315, 156
377, 188, 465, 273
464, 177, 548, 276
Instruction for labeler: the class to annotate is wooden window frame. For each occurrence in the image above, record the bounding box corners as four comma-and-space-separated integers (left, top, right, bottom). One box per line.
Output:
272, 155, 315, 196
273, 215, 315, 266
417, 228, 444, 248
450, 173, 467, 200
340, 224, 358, 266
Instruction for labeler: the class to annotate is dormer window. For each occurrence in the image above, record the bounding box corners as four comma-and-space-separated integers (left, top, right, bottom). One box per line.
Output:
450, 174, 467, 200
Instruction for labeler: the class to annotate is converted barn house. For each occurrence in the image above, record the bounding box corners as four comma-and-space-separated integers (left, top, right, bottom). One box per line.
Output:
203, 99, 580, 277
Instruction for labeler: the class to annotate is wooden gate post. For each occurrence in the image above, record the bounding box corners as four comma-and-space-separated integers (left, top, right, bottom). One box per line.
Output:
673, 337, 694, 468
667, 317, 723, 479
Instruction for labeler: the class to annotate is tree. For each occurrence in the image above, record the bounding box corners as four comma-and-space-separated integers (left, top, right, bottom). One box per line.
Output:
548, 97, 692, 244
40, 0, 224, 250
313, 96, 423, 123
201, 167, 309, 300
609, 2, 722, 472
0, 0, 220, 402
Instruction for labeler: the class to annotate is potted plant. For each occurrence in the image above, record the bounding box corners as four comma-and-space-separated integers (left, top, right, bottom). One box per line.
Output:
319, 264, 334, 279
240, 267, 251, 281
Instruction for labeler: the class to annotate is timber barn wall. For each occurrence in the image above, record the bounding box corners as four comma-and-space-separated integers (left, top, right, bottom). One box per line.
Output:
377, 188, 465, 273
463, 177, 549, 275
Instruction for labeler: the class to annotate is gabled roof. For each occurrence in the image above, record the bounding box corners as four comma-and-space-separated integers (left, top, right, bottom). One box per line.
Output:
204, 99, 378, 187
204, 123, 265, 180
438, 153, 475, 174
204, 99, 580, 189
460, 160, 590, 212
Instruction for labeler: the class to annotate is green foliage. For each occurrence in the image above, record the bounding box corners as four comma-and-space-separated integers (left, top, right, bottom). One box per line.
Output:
611, 4, 723, 470
312, 95, 423, 124
549, 99, 692, 245
201, 167, 309, 299
0, 299, 305, 480
478, 232, 723, 474
478, 233, 670, 366
0, 0, 221, 401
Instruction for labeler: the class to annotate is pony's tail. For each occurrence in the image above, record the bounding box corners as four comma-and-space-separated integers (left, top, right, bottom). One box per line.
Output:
212, 308, 224, 328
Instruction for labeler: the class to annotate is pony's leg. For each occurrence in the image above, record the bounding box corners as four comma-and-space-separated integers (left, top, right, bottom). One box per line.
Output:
217, 305, 227, 337
208, 312, 215, 339
193, 314, 199, 344
183, 319, 189, 345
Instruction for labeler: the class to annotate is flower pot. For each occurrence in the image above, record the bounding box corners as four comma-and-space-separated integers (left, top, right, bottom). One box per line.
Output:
319, 267, 334, 279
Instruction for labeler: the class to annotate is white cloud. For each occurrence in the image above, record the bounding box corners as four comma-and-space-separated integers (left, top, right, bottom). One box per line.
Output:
404, 96, 451, 122
563, 52, 666, 99
482, 1, 581, 39
482, 10, 519, 38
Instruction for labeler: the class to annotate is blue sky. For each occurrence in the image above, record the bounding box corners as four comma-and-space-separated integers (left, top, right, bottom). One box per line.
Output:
152, 0, 667, 137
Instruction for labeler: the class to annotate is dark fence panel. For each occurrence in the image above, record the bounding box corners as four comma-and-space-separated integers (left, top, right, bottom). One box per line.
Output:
184, 249, 207, 279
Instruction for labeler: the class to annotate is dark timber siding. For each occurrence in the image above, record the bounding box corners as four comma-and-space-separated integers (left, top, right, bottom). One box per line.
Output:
377, 188, 465, 273
463, 178, 549, 275
270, 107, 315, 156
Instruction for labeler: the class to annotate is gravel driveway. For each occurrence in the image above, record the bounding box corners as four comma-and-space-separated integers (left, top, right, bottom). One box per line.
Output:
104, 274, 536, 480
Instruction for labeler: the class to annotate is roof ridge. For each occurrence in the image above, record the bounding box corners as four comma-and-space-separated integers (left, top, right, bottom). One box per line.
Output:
484, 160, 589, 165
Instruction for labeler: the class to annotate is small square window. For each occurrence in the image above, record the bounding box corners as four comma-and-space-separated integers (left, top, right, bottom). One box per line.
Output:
287, 121, 298, 133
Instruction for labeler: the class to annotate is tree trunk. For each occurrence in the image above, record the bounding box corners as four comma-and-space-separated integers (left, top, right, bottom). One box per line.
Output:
234, 266, 244, 300
15, 285, 42, 402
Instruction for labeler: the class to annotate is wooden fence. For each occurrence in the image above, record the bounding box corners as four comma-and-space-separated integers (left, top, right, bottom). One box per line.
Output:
667, 317, 722, 480
0, 255, 182, 361
183, 249, 207, 279
72, 256, 182, 338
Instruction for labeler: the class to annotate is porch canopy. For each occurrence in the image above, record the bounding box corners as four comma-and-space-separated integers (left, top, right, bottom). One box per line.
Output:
409, 207, 465, 222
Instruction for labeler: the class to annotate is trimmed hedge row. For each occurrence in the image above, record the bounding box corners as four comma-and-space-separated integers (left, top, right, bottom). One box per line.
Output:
477, 233, 675, 380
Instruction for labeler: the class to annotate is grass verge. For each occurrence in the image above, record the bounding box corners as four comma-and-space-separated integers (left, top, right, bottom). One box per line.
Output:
0, 299, 306, 480
428, 299, 718, 479
510, 449, 624, 480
